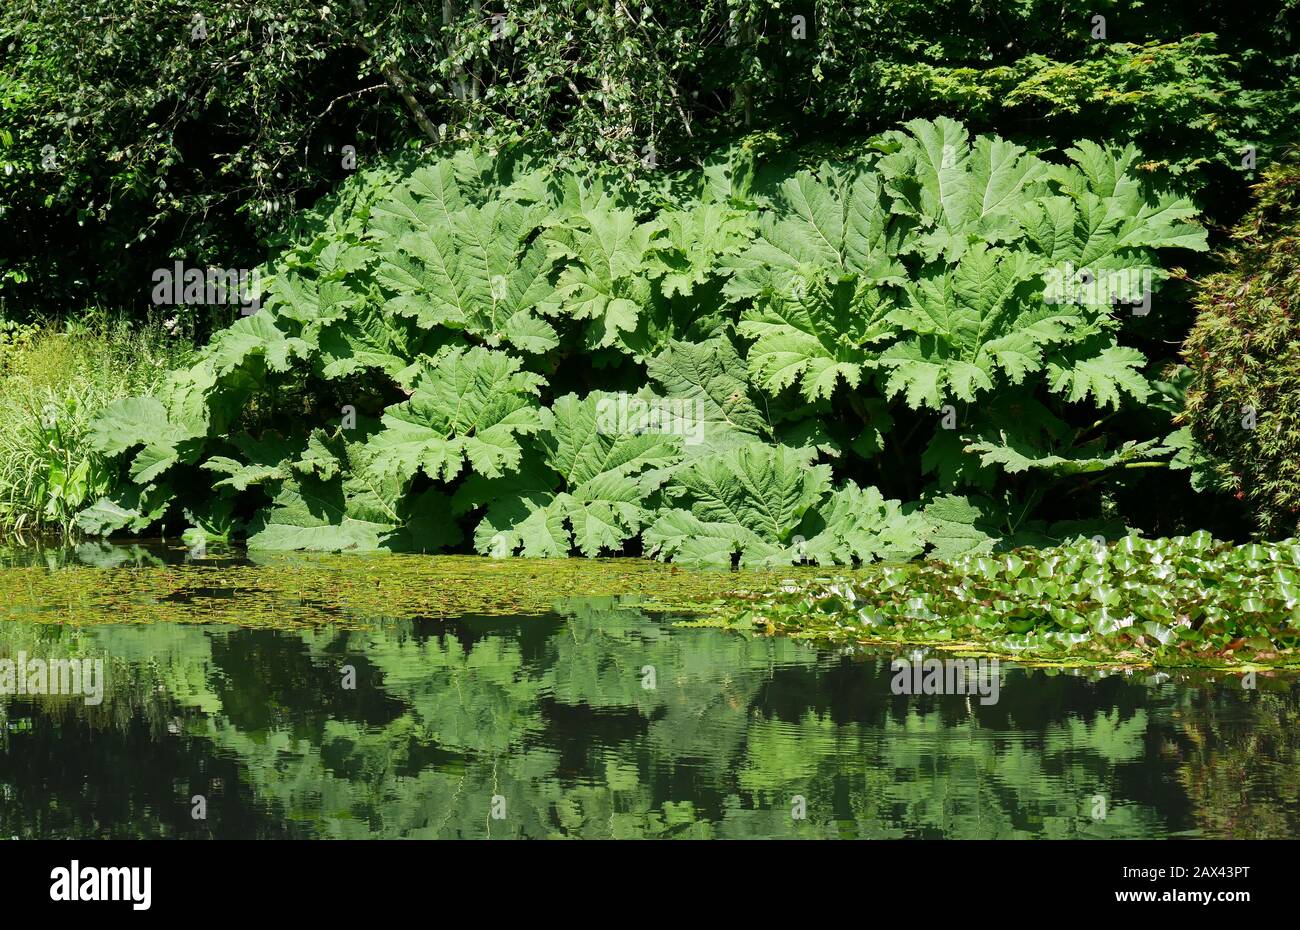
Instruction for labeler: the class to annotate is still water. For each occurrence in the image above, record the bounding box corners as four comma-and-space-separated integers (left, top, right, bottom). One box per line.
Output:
0, 549, 1297, 839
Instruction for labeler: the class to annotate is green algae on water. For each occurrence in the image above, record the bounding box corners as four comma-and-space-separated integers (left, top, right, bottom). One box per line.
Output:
0, 550, 833, 629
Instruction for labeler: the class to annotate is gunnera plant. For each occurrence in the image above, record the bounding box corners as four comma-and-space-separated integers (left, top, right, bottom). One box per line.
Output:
1183, 154, 1300, 536
79, 120, 1208, 563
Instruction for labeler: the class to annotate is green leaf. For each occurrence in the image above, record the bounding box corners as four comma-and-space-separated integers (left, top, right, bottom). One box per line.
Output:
920, 494, 1001, 560
878, 118, 1049, 260
87, 397, 202, 484
548, 207, 659, 353
879, 245, 1071, 409
644, 336, 768, 452
799, 483, 930, 564
244, 431, 453, 553
646, 443, 829, 566
474, 392, 683, 557
246, 472, 395, 552
376, 197, 560, 353
1046, 343, 1152, 409
208, 311, 312, 375
724, 163, 906, 301
74, 484, 174, 536
648, 202, 754, 298
967, 435, 1170, 476
739, 275, 894, 401
364, 346, 545, 484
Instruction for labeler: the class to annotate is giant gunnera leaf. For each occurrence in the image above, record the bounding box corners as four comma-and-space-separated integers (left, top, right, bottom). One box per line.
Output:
363, 345, 545, 485
545, 207, 660, 354
246, 430, 461, 553
877, 117, 1050, 262
376, 200, 561, 354
878, 244, 1080, 410
723, 163, 907, 301
738, 273, 894, 402
644, 443, 922, 567
643, 336, 770, 454
469, 392, 683, 557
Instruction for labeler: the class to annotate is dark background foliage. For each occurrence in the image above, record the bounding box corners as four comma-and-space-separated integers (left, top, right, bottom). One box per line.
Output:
2, 0, 1298, 322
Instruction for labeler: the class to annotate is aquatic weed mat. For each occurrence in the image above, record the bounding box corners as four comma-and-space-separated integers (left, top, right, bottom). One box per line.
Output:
0, 552, 830, 629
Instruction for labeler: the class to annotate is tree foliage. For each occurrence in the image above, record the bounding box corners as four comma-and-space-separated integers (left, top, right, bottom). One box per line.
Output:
1, 1, 1292, 316
1183, 153, 1300, 536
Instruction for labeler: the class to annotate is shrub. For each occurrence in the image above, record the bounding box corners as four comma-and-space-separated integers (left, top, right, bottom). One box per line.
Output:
1182, 155, 1300, 535
79, 121, 1207, 564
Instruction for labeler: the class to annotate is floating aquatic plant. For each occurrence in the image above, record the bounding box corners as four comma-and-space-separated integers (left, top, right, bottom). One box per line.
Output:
716, 533, 1300, 669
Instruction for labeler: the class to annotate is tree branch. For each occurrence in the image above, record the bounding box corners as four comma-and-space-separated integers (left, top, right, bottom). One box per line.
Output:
347, 0, 441, 142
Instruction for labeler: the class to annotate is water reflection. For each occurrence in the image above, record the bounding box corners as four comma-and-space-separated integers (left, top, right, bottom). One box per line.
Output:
1, 596, 1298, 838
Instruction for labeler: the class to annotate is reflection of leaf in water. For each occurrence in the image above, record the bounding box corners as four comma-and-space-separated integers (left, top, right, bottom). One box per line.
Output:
1171, 686, 1300, 838
2, 605, 1297, 839
72, 542, 166, 569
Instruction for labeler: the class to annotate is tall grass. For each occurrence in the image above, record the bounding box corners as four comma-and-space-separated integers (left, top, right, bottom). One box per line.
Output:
0, 316, 193, 536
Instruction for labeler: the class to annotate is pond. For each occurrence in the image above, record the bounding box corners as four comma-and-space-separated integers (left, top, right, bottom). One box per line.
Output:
0, 544, 1297, 839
